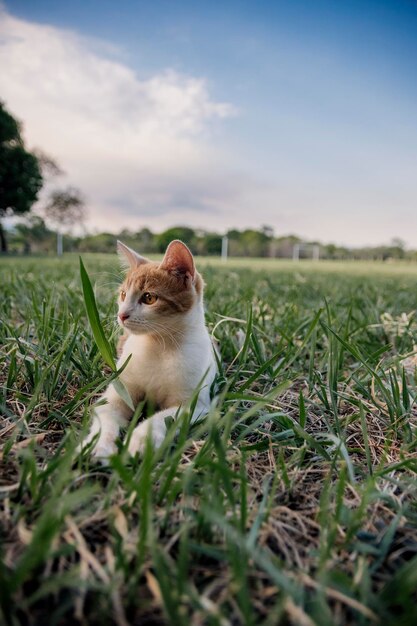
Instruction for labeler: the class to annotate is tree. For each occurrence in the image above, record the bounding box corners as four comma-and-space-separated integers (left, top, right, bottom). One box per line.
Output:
78, 233, 115, 253
198, 232, 222, 255
0, 102, 43, 252
136, 228, 156, 253
240, 229, 270, 257
12, 215, 54, 254
389, 238, 406, 259
33, 149, 64, 178
156, 227, 195, 252
44, 187, 86, 254
261, 224, 274, 238
44, 187, 86, 228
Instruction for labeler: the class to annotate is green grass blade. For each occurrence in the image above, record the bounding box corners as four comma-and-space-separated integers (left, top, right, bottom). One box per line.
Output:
79, 256, 116, 371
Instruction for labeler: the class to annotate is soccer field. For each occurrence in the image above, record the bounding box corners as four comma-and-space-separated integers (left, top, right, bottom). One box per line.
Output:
1, 254, 417, 625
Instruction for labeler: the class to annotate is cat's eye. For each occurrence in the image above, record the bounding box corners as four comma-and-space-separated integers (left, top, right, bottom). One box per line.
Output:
141, 292, 158, 305
120, 290, 126, 302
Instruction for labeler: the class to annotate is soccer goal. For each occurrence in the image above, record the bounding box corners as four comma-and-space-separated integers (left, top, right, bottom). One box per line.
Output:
292, 243, 320, 261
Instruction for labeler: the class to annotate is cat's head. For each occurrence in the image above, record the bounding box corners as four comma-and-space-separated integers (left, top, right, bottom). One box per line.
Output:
116, 239, 204, 336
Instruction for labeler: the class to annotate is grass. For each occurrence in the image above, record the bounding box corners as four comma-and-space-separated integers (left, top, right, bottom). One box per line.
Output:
1, 254, 417, 625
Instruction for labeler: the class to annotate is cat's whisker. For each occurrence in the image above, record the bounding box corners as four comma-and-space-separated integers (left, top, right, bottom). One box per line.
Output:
98, 270, 124, 281
143, 320, 184, 347
143, 319, 187, 346
144, 319, 184, 335
145, 323, 178, 351
97, 281, 120, 290
151, 328, 166, 351
126, 320, 170, 351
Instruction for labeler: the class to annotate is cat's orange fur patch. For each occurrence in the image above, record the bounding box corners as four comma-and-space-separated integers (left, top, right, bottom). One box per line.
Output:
123, 263, 203, 311
117, 262, 204, 353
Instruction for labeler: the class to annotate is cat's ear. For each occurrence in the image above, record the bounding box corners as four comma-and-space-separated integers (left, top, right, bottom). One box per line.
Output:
159, 240, 195, 281
117, 241, 148, 270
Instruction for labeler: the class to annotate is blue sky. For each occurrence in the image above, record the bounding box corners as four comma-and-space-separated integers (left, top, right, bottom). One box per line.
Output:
2, 0, 417, 245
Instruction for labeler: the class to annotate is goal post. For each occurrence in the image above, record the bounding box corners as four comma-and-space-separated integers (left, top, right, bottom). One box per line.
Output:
292, 243, 320, 261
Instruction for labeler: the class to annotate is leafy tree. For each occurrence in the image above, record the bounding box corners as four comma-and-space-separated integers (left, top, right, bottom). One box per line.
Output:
12, 215, 54, 254
114, 228, 157, 255
226, 229, 241, 240
33, 149, 64, 178
43, 187, 86, 255
260, 224, 274, 238
44, 187, 86, 230
389, 238, 406, 259
0, 102, 43, 252
240, 229, 270, 257
156, 227, 195, 252
78, 233, 116, 253
199, 232, 222, 255
225, 229, 271, 257
136, 228, 156, 253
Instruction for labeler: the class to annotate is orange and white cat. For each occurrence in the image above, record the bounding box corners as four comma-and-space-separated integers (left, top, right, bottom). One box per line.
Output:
81, 239, 217, 460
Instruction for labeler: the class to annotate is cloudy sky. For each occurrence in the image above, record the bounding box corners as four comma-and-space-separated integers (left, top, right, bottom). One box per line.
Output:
1, 0, 417, 246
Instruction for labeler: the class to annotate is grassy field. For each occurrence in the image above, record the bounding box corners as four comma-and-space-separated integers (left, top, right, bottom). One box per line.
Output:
1, 254, 417, 626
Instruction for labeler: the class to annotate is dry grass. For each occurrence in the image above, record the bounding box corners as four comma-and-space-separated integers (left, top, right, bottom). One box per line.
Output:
1, 255, 417, 625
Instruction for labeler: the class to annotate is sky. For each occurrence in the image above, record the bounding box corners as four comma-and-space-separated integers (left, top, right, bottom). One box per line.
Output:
1, 0, 417, 246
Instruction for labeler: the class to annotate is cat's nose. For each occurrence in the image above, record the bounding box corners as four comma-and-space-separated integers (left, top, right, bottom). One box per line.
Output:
119, 312, 130, 322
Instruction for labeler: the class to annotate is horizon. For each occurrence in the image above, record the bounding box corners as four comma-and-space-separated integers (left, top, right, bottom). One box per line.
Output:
1, 0, 417, 247
6, 218, 413, 253
75, 226, 411, 251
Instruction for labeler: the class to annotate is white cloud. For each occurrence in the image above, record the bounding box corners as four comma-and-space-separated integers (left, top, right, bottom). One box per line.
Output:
2, 8, 417, 247
0, 9, 237, 232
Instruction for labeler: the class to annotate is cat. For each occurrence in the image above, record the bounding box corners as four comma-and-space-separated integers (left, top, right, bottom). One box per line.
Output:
80, 239, 218, 460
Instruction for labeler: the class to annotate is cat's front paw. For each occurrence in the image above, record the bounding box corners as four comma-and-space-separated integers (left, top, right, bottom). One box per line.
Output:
76, 436, 116, 465
127, 418, 166, 457
92, 439, 117, 461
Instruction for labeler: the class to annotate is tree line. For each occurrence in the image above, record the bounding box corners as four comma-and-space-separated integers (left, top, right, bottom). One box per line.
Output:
7, 220, 414, 261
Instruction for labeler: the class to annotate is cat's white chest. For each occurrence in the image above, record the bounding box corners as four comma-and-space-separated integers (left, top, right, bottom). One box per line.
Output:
118, 332, 209, 408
